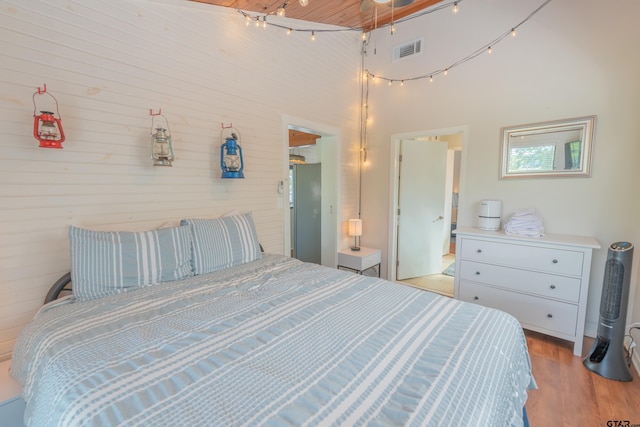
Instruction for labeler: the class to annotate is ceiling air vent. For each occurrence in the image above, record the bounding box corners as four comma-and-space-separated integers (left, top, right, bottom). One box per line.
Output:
393, 38, 423, 62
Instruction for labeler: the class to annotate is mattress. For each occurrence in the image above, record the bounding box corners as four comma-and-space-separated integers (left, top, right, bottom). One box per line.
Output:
12, 254, 536, 426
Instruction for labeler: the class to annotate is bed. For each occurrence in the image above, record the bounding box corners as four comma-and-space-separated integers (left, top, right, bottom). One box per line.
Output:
11, 213, 536, 427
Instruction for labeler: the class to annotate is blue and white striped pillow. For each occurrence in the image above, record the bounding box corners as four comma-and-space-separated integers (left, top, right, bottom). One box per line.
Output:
181, 212, 261, 275
69, 225, 193, 301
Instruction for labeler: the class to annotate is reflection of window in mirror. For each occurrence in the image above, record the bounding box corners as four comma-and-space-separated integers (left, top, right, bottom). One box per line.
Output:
564, 141, 581, 170
508, 143, 556, 172
507, 128, 582, 174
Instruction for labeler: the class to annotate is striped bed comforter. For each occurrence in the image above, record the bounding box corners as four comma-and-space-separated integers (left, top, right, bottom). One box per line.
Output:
12, 254, 536, 427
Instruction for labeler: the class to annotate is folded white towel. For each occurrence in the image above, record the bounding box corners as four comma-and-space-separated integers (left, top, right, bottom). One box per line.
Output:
504, 208, 544, 237
511, 208, 537, 217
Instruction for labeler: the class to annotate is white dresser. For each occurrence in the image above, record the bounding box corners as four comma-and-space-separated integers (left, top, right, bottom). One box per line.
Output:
453, 227, 600, 356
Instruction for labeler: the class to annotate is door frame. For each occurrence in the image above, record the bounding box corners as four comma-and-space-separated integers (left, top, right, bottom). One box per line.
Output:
282, 115, 341, 268
387, 125, 468, 282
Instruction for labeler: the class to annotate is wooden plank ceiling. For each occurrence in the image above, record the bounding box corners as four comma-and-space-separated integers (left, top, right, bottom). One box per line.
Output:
191, 0, 445, 30
289, 129, 320, 147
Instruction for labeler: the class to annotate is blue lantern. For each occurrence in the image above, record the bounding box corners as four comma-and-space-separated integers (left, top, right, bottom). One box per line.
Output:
220, 133, 244, 179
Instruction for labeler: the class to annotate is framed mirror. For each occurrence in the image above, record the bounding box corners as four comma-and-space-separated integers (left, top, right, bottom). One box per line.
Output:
500, 116, 596, 179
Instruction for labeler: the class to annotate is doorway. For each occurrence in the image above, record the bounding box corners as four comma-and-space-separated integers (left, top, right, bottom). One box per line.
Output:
283, 116, 340, 268
387, 126, 466, 296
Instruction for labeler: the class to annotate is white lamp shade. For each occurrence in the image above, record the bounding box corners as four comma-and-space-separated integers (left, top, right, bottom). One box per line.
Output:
348, 219, 362, 237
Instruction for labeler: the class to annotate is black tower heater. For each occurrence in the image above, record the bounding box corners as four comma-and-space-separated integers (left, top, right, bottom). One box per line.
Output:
583, 241, 634, 382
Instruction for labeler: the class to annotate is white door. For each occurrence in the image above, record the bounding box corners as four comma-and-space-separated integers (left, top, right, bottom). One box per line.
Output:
396, 139, 448, 280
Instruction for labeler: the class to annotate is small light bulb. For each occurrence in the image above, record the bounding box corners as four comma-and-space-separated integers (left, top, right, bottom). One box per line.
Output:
362, 31, 367, 41
511, 28, 517, 37
299, 0, 308, 6
245, 15, 251, 26
388, 80, 392, 86
277, 6, 286, 17
262, 17, 267, 28
311, 31, 315, 41
453, 2, 459, 13
390, 24, 395, 35
487, 46, 492, 54
429, 76, 433, 83
400, 80, 404, 86
444, 69, 448, 76
255, 18, 260, 27
287, 28, 292, 35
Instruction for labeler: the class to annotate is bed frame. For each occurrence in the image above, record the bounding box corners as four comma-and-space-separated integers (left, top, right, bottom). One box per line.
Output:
44, 272, 72, 304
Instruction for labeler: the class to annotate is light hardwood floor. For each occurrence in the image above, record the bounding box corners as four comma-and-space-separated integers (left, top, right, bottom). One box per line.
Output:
398, 254, 455, 297
525, 330, 640, 426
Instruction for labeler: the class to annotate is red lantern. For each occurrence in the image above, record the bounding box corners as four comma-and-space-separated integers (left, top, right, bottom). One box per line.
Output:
32, 85, 65, 149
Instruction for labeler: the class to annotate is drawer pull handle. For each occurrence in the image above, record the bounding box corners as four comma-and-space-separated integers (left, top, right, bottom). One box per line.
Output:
550, 285, 556, 289
547, 314, 553, 318
475, 271, 480, 275
476, 249, 482, 253
552, 259, 558, 264
474, 296, 479, 301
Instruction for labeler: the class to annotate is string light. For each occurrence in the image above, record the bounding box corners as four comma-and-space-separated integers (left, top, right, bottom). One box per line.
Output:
237, 0, 553, 88
487, 46, 492, 54
276, 2, 287, 17
390, 0, 395, 35
363, 0, 552, 87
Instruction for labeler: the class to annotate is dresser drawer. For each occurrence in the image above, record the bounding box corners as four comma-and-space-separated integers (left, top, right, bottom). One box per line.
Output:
458, 281, 578, 337
459, 260, 581, 303
460, 238, 584, 276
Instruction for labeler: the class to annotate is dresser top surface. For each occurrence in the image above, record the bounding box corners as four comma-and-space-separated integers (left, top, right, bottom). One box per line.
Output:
454, 226, 601, 249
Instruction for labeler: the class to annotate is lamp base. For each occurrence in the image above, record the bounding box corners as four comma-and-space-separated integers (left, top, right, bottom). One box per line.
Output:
350, 246, 361, 251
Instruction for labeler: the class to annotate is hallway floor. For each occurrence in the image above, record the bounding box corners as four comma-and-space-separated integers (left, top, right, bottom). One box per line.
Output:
398, 254, 455, 297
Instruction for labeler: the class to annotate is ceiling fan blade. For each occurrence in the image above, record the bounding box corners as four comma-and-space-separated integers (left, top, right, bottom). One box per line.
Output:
388, 0, 416, 7
359, 0, 374, 12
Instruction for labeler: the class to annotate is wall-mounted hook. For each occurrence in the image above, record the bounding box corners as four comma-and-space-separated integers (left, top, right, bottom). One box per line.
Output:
149, 108, 163, 116
36, 83, 48, 95
221, 123, 233, 129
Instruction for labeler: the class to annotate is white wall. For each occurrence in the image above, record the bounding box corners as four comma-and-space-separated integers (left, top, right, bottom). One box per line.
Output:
0, 0, 361, 361
362, 0, 640, 338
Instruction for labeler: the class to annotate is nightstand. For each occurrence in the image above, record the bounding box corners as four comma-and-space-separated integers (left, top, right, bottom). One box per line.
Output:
338, 247, 381, 277
0, 360, 25, 427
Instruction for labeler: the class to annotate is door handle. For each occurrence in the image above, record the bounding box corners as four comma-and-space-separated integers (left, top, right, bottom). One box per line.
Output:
433, 215, 444, 223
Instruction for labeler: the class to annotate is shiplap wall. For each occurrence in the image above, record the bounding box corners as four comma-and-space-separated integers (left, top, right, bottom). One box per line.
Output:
0, 0, 362, 361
